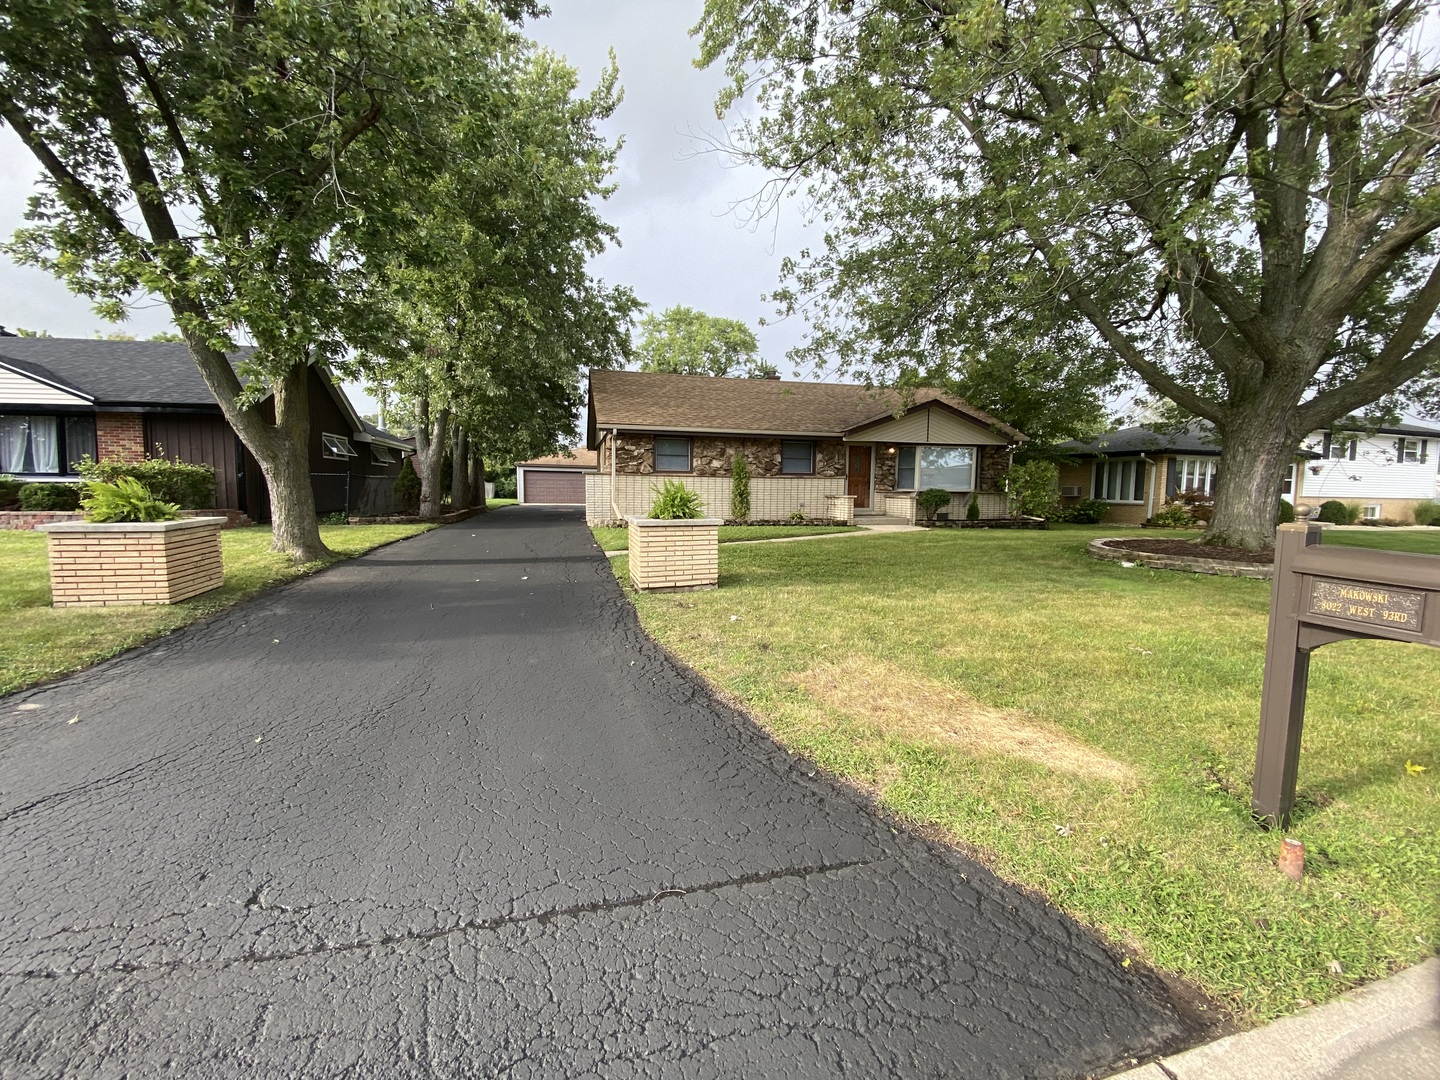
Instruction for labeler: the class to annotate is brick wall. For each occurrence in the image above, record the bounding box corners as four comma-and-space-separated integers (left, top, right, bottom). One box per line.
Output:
585, 474, 846, 525
628, 521, 719, 591
96, 413, 146, 462
42, 519, 224, 606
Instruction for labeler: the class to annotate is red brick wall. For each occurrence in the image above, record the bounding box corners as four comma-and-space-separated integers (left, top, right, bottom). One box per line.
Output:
96, 413, 146, 462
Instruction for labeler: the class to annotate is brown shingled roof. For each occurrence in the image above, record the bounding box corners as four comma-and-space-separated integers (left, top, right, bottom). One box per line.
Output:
586, 370, 1025, 445
517, 448, 598, 469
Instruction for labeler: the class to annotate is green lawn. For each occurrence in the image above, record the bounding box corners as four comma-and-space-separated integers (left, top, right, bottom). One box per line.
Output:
617, 524, 1439, 1021
0, 523, 432, 696
1323, 528, 1440, 555
591, 523, 859, 552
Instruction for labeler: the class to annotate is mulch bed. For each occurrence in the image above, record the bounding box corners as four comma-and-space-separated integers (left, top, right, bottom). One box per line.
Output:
1103, 537, 1274, 564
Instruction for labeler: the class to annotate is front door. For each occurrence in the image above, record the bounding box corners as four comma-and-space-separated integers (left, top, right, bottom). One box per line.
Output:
847, 445, 872, 509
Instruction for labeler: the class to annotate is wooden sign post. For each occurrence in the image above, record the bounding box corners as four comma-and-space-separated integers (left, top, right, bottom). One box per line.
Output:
1255, 522, 1440, 828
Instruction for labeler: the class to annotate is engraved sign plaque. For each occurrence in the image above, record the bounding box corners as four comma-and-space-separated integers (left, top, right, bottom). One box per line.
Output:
1308, 579, 1425, 632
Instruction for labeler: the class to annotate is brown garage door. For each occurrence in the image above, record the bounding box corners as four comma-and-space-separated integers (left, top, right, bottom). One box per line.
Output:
522, 470, 586, 503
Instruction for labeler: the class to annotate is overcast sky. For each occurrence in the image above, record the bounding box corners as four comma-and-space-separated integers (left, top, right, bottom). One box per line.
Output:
0, 1, 815, 416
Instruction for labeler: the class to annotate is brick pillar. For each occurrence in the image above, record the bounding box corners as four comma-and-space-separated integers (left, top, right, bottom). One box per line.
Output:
96, 413, 146, 462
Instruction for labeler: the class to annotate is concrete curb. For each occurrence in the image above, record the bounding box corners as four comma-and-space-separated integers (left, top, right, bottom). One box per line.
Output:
1114, 959, 1439, 1080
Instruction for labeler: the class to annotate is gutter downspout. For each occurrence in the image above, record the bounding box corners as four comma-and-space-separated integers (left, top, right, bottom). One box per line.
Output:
1140, 454, 1155, 519
610, 427, 621, 524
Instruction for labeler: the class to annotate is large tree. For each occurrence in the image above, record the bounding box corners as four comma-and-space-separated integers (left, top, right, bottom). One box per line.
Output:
699, 0, 1440, 547
634, 305, 776, 377
1, 0, 527, 561
353, 44, 637, 519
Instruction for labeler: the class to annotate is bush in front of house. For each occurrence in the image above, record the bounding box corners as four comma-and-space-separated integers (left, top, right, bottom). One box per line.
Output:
1317, 499, 1360, 524
0, 474, 21, 508
730, 454, 751, 520
1147, 501, 1197, 527
18, 483, 82, 511
76, 456, 216, 509
1055, 497, 1109, 524
394, 458, 421, 513
649, 478, 705, 519
1412, 502, 1440, 526
1001, 459, 1060, 518
966, 493, 982, 521
1276, 500, 1296, 525
81, 477, 181, 523
916, 487, 951, 521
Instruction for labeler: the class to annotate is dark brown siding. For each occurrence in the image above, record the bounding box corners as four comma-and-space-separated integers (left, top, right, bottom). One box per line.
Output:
145, 412, 239, 509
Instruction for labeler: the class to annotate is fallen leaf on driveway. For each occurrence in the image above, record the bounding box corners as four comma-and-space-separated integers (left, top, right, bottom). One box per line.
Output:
67, 715, 79, 725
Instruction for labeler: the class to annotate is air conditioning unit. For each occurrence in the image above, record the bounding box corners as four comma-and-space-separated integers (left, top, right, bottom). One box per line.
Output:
1060, 485, 1082, 498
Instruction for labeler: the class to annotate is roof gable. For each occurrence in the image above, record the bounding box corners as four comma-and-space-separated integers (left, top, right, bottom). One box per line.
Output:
0, 338, 239, 406
0, 359, 93, 406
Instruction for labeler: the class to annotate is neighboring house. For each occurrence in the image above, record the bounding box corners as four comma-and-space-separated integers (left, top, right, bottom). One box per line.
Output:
1057, 419, 1440, 525
0, 338, 410, 520
516, 449, 598, 505
585, 369, 1027, 525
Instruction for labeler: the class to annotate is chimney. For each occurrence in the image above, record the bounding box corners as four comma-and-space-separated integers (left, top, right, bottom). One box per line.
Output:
764, 371, 781, 380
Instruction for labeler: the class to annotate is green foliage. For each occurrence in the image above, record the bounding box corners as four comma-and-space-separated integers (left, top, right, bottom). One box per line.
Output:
1318, 500, 1362, 525
730, 454, 752, 519
1149, 503, 1199, 528
698, 0, 1440, 547
0, 475, 21, 507
491, 473, 518, 499
80, 477, 180, 523
635, 306, 767, 378
1412, 502, 1440, 527
966, 494, 982, 521
18, 483, 81, 511
1053, 498, 1109, 525
1276, 500, 1297, 525
394, 458, 422, 514
649, 479, 705, 520
916, 487, 951, 520
1002, 460, 1060, 518
76, 457, 215, 509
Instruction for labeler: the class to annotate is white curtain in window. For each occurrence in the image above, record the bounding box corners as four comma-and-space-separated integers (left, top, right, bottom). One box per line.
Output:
0, 416, 28, 472
27, 416, 58, 473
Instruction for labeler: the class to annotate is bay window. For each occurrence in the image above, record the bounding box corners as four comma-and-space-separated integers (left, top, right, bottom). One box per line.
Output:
1171, 457, 1218, 497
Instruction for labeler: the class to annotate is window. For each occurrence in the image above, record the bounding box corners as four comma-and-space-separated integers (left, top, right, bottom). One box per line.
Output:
1398, 438, 1428, 464
1325, 433, 1357, 460
1281, 464, 1294, 496
894, 446, 975, 490
321, 433, 357, 460
1361, 504, 1381, 520
371, 445, 397, 466
1094, 458, 1146, 503
1172, 457, 1218, 497
654, 437, 690, 472
0, 414, 94, 475
781, 441, 814, 474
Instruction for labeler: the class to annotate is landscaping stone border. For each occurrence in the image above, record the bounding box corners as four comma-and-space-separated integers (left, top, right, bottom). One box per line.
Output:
1087, 537, 1273, 580
925, 516, 1048, 530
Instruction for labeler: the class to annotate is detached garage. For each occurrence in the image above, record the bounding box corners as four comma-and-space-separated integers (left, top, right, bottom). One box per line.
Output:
516, 449, 598, 504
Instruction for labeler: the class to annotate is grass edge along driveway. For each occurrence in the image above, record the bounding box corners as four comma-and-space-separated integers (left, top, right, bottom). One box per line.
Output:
1, 523, 434, 697
612, 524, 1440, 1024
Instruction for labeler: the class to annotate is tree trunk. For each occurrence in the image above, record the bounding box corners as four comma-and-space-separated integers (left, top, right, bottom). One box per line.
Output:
470, 449, 485, 510
450, 426, 471, 509
1200, 411, 1300, 550
413, 397, 449, 520
174, 319, 330, 563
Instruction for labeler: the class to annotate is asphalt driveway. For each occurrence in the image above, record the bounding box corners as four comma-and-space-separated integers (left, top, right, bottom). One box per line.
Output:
1, 506, 1191, 1078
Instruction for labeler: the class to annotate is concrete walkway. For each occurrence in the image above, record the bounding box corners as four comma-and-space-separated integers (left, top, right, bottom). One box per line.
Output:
2, 506, 1189, 1078
1117, 959, 1438, 1080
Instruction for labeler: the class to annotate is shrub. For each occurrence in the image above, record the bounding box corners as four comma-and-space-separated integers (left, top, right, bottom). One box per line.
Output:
0, 474, 21, 508
649, 478, 704, 519
320, 510, 350, 525
730, 454, 751, 520
490, 473, 517, 499
1413, 502, 1440, 527
1148, 502, 1197, 528
1317, 499, 1359, 525
18, 483, 82, 511
916, 487, 951, 521
1169, 487, 1214, 523
1001, 459, 1060, 518
394, 458, 421, 513
1276, 500, 1296, 525
966, 493, 982, 521
76, 456, 215, 508
81, 477, 180, 522
1065, 497, 1109, 524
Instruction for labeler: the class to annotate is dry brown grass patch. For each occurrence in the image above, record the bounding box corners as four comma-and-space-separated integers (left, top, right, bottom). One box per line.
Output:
792, 658, 1134, 784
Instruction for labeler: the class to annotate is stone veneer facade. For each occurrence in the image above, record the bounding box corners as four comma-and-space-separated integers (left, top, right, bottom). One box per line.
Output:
591, 434, 1014, 525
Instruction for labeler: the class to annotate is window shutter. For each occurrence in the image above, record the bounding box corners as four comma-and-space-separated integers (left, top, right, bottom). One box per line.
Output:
1422, 441, 1429, 465
1165, 458, 1178, 500
1349, 437, 1357, 461
1397, 439, 1405, 462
